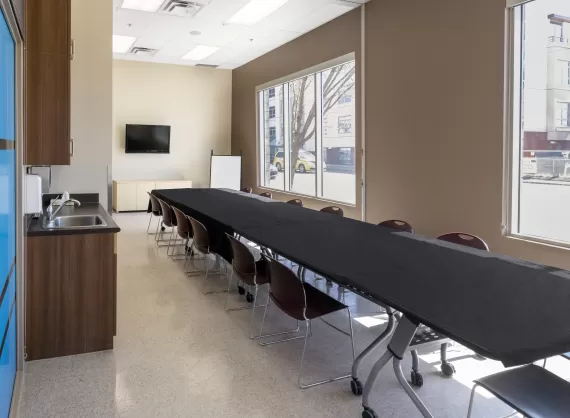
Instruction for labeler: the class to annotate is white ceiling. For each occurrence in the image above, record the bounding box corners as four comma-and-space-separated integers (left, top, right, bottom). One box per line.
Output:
112, 0, 365, 69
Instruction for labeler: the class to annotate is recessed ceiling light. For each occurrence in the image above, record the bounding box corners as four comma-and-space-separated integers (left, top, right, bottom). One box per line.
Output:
113, 35, 137, 53
121, 0, 165, 12
227, 0, 291, 25
181, 45, 220, 61
189, 30, 202, 36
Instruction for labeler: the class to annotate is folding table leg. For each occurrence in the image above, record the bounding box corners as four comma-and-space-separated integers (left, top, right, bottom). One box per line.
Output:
350, 307, 396, 396
361, 315, 434, 418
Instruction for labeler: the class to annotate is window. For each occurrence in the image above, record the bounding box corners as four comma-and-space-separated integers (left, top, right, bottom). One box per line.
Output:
562, 60, 570, 85
339, 93, 352, 104
557, 102, 570, 127
508, 0, 570, 245
258, 59, 356, 205
338, 116, 352, 134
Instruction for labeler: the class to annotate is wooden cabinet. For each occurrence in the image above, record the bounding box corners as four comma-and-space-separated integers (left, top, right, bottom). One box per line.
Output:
25, 233, 115, 361
24, 0, 71, 165
113, 180, 193, 212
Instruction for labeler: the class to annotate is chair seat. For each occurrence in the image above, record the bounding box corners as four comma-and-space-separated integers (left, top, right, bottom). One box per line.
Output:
303, 283, 347, 320
475, 365, 570, 418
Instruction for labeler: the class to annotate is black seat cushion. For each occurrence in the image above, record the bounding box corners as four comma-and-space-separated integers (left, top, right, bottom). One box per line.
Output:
303, 283, 347, 320
476, 365, 570, 418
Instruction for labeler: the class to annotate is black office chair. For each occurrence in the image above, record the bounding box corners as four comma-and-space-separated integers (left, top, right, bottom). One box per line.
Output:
467, 365, 570, 418
156, 198, 180, 251
187, 216, 227, 293
320, 206, 343, 216
259, 255, 356, 389
240, 187, 253, 193
259, 191, 272, 199
408, 232, 489, 387
378, 220, 413, 233
225, 234, 270, 338
171, 206, 193, 260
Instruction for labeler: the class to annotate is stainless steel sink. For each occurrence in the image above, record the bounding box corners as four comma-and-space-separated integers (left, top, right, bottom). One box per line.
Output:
43, 215, 107, 229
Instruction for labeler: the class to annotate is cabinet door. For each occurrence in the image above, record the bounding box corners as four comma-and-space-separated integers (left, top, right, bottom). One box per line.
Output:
116, 183, 138, 212
136, 182, 155, 211
25, 53, 70, 165
25, 0, 70, 56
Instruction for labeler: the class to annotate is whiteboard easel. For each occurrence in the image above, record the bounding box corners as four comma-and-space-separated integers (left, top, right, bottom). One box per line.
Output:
209, 151, 242, 190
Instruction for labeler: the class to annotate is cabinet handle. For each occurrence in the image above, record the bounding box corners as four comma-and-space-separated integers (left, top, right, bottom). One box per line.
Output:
70, 39, 75, 60
70, 138, 74, 157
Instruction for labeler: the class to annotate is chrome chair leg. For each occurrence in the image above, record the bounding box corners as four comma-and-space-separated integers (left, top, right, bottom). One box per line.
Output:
466, 383, 478, 418
203, 257, 228, 295
298, 309, 355, 389
146, 213, 153, 234
257, 302, 302, 344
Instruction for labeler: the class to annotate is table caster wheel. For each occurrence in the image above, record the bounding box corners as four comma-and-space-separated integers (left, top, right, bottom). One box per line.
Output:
441, 362, 456, 376
350, 378, 363, 396
161, 226, 166, 232
237, 286, 245, 295
246, 293, 254, 303
362, 407, 378, 418
410, 370, 423, 387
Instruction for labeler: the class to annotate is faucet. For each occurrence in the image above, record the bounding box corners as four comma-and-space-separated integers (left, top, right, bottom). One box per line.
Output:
47, 197, 81, 221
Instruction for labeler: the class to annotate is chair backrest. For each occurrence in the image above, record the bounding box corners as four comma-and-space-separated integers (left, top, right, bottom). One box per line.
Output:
264, 255, 306, 321
287, 199, 303, 207
148, 192, 161, 215
188, 217, 210, 254
241, 187, 253, 193
172, 207, 191, 239
437, 232, 489, 251
260, 191, 272, 199
378, 220, 413, 233
320, 206, 343, 217
226, 234, 257, 285
157, 198, 176, 227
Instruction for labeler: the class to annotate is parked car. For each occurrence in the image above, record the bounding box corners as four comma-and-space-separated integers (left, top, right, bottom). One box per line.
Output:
273, 151, 326, 173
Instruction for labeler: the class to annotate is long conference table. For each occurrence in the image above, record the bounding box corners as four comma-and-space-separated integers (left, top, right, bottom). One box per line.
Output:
153, 188, 570, 418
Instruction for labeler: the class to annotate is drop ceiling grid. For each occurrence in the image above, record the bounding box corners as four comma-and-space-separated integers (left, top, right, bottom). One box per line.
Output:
113, 0, 361, 69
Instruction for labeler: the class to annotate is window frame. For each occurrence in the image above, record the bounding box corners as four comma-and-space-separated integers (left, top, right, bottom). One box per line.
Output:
255, 53, 358, 207
504, 2, 570, 249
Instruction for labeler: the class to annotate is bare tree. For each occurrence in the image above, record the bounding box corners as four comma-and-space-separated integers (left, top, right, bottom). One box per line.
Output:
289, 62, 355, 185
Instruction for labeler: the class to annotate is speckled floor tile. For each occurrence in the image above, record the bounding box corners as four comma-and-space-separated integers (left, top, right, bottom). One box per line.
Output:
17, 213, 570, 418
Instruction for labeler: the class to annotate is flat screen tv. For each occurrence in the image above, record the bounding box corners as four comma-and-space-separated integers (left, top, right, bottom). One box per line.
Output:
125, 124, 170, 154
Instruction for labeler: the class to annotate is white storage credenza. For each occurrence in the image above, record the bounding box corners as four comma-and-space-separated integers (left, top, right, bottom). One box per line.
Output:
112, 180, 192, 212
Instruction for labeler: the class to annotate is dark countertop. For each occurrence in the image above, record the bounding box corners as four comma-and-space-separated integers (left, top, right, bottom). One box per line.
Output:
26, 203, 121, 237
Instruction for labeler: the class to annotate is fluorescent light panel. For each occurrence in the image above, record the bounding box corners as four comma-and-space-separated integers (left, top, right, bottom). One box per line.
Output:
121, 0, 165, 12
182, 45, 220, 61
113, 35, 137, 53
227, 0, 291, 25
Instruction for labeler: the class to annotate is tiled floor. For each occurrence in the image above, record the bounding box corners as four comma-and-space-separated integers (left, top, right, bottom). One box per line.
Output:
18, 213, 570, 417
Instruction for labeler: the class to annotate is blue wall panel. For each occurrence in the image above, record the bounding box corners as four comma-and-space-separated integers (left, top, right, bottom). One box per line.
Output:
0, 6, 16, 418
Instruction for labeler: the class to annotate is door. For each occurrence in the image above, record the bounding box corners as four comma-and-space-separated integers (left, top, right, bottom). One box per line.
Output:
0, 6, 17, 417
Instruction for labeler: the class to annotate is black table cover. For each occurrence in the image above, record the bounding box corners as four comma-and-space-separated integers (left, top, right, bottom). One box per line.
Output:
153, 188, 570, 367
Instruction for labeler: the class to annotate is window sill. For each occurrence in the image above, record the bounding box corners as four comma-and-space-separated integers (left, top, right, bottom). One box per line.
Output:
504, 232, 570, 251
258, 185, 357, 209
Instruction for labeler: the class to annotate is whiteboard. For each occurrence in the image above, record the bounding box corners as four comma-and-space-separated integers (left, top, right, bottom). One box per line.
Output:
210, 155, 242, 190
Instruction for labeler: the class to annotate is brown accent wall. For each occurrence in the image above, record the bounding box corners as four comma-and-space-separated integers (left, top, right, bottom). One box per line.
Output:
232, 0, 570, 269
231, 8, 362, 219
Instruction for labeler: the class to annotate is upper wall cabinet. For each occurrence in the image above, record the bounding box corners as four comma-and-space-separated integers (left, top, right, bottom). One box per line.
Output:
24, 0, 71, 165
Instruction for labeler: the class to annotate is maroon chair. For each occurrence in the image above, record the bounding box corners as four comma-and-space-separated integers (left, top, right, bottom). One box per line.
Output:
320, 206, 343, 216
156, 198, 178, 250
225, 234, 270, 337
171, 207, 193, 260
408, 231, 490, 388
378, 220, 413, 233
259, 255, 355, 388
287, 199, 303, 207
260, 191, 272, 199
241, 187, 253, 193
147, 192, 162, 235
437, 232, 489, 251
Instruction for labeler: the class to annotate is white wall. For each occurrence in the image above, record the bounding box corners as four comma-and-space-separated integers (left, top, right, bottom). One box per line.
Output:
112, 60, 232, 187
49, 0, 113, 207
